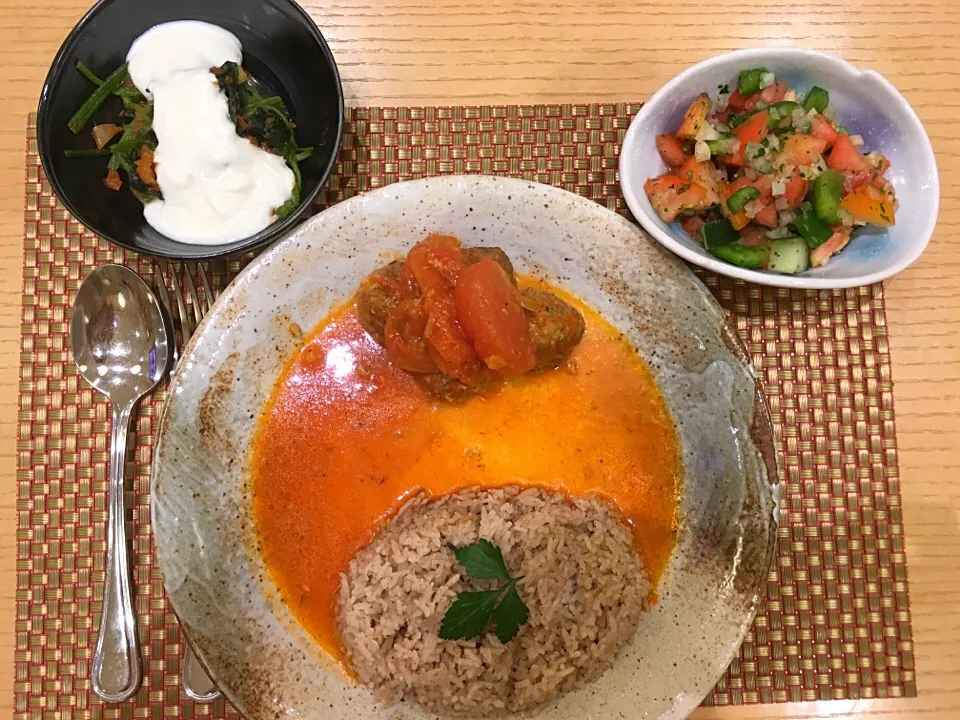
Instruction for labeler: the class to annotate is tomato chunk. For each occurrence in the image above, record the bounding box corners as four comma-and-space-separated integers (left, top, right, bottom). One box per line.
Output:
656, 133, 688, 168
728, 89, 759, 111
810, 115, 839, 145
454, 258, 536, 376
760, 81, 788, 104
739, 225, 770, 246
681, 214, 706, 237
676, 93, 711, 139
753, 203, 778, 228
644, 175, 709, 222
678, 157, 721, 205
810, 228, 852, 267
384, 299, 438, 373
103, 169, 122, 191
780, 134, 829, 166
723, 110, 769, 167
782, 171, 807, 210
403, 235, 482, 382
135, 147, 159, 188
827, 133, 868, 172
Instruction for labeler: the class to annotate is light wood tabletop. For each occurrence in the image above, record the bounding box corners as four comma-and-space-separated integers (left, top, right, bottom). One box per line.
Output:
0, 0, 957, 718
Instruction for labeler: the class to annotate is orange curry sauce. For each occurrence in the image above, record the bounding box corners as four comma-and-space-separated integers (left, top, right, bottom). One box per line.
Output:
251, 281, 682, 662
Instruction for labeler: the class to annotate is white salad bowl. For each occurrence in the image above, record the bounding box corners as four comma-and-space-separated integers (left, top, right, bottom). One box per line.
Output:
619, 47, 939, 289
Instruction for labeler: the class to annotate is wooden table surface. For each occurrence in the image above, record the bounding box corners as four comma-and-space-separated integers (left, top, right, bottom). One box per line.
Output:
0, 0, 957, 718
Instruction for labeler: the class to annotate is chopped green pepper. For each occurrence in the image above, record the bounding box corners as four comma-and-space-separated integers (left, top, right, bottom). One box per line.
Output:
794, 208, 834, 248
812, 169, 844, 225
701, 219, 740, 250
804, 86, 830, 114
705, 133, 738, 155
727, 186, 761, 214
766, 101, 800, 129
727, 112, 751, 128
710, 243, 770, 269
738, 68, 769, 98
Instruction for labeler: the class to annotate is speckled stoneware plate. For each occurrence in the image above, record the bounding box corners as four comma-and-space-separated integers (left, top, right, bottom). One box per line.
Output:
151, 175, 780, 720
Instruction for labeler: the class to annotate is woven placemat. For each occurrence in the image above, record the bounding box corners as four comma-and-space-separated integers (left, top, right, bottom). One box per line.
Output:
15, 105, 916, 719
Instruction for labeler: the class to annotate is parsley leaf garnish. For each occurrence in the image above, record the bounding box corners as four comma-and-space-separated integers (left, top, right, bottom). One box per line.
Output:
491, 583, 529, 643
454, 539, 511, 581
439, 539, 529, 644
439, 589, 502, 640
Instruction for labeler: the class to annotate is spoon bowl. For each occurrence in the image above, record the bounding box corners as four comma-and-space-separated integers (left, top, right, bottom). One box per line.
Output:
71, 263, 170, 702
73, 264, 170, 402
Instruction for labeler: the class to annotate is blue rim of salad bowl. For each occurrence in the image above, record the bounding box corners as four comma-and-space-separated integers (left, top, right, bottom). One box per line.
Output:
620, 47, 939, 289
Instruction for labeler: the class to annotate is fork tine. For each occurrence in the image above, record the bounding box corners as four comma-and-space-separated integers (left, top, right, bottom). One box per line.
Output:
197, 264, 215, 315
183, 265, 204, 329
151, 263, 179, 367
152, 262, 172, 316
169, 262, 194, 339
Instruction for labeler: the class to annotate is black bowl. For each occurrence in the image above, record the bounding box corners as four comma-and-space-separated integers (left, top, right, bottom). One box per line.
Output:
37, 0, 343, 260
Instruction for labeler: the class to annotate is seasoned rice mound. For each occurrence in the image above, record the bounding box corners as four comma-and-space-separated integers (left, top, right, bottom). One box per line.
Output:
338, 487, 650, 715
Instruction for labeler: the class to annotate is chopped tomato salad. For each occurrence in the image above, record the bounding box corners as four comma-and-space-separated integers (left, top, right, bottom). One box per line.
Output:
645, 69, 898, 274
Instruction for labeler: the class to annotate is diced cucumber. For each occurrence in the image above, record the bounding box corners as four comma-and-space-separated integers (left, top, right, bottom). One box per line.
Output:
812, 170, 844, 225
794, 208, 834, 248
766, 101, 800, 129
701, 219, 739, 250
767, 237, 810, 274
727, 186, 761, 214
710, 243, 770, 269
804, 86, 830, 113
738, 68, 768, 98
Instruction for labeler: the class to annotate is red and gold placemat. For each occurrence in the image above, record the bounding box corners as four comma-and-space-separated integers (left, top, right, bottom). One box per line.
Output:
15, 105, 916, 719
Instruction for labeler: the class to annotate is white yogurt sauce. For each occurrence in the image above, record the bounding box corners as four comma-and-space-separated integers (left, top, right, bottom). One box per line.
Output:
126, 21, 295, 245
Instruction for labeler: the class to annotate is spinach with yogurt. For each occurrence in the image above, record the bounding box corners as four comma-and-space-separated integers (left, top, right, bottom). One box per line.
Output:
65, 57, 312, 221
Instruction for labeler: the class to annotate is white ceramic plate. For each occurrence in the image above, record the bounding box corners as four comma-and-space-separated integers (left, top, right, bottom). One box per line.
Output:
620, 48, 939, 289
152, 176, 778, 720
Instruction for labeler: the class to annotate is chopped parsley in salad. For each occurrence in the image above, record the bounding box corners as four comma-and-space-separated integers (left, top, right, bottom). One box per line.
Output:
645, 68, 898, 274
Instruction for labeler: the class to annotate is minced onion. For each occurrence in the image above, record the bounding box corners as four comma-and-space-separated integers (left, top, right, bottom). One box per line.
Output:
823, 105, 837, 122
784, 89, 797, 103
797, 156, 827, 180
745, 142, 773, 173
772, 177, 788, 196
766, 226, 793, 239
778, 209, 796, 225
694, 140, 711, 162
716, 89, 731, 111
774, 197, 790, 211
695, 122, 721, 142
765, 133, 781, 151
760, 71, 776, 89
837, 208, 855, 227
755, 101, 769, 110
744, 166, 759, 181
791, 107, 811, 132
744, 198, 765, 219
850, 134, 865, 147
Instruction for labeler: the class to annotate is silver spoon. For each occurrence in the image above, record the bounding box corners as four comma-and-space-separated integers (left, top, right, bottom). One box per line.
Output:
72, 264, 170, 702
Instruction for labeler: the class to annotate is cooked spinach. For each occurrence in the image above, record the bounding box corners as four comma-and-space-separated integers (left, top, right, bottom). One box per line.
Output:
213, 61, 312, 219
66, 59, 311, 218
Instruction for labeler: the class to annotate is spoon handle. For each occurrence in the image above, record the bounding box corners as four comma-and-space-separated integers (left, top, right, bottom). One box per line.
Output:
91, 402, 142, 703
